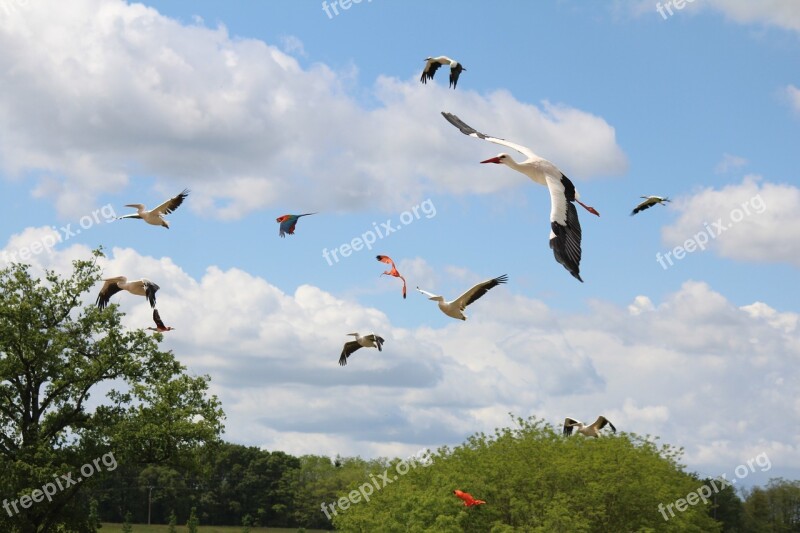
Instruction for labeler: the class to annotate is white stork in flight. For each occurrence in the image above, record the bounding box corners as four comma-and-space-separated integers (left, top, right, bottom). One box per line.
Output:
631, 195, 670, 216
96, 276, 159, 309
563, 416, 616, 438
420, 56, 466, 89
416, 275, 507, 321
339, 333, 385, 366
118, 189, 189, 229
441, 112, 600, 282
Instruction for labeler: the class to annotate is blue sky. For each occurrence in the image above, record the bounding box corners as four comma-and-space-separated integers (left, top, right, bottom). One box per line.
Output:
1, 0, 799, 489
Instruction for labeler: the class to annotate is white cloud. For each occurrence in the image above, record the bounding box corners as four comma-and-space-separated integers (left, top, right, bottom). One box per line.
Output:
0, 0, 627, 219
715, 153, 748, 174
5, 239, 799, 478
786, 84, 800, 114
661, 176, 800, 267
706, 0, 800, 32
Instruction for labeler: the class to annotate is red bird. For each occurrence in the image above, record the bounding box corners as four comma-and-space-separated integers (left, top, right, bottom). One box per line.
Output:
376, 255, 406, 299
276, 213, 316, 238
453, 490, 486, 507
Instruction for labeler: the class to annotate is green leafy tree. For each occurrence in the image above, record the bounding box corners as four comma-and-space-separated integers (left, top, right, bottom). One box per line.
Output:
121, 511, 133, 533
0, 253, 224, 532
742, 478, 800, 532
167, 509, 178, 533
333, 416, 722, 532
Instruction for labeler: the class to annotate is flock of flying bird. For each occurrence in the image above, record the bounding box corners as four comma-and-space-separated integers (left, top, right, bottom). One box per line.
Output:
89, 54, 677, 507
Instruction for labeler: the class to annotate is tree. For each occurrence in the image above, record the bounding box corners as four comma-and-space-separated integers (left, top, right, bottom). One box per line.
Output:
742, 478, 800, 532
0, 252, 224, 532
187, 505, 199, 533
332, 416, 722, 532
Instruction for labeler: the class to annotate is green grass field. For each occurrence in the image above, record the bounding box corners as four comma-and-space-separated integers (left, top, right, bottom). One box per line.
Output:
100, 524, 331, 533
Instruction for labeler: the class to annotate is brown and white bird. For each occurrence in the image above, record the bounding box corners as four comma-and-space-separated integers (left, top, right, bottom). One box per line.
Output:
146, 309, 174, 332
420, 56, 466, 89
339, 333, 385, 366
96, 276, 159, 309
442, 112, 600, 282
118, 189, 189, 229
631, 195, 670, 215
563, 416, 616, 438
416, 275, 507, 321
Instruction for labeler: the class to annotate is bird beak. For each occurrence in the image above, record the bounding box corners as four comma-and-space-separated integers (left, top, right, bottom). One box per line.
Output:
124, 204, 137, 208
480, 157, 502, 164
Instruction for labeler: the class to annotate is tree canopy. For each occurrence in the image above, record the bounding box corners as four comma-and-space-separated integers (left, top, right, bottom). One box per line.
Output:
0, 252, 224, 532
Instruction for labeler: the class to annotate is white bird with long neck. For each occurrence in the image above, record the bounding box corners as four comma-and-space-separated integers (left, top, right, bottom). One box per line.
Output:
420, 56, 466, 89
563, 416, 616, 438
416, 275, 507, 321
96, 276, 159, 309
441, 112, 599, 282
118, 189, 189, 229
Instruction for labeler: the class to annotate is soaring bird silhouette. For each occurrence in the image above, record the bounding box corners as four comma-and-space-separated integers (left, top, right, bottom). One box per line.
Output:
442, 112, 600, 282
339, 333, 385, 366
563, 416, 617, 438
276, 213, 316, 238
96, 276, 159, 309
416, 275, 507, 321
420, 56, 466, 89
631, 195, 670, 216
118, 189, 189, 229
376, 255, 407, 299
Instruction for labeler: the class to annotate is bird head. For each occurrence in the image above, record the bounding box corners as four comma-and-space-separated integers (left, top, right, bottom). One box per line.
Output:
347, 333, 358, 337
125, 203, 145, 210
424, 57, 433, 62
276, 215, 290, 223
480, 153, 509, 165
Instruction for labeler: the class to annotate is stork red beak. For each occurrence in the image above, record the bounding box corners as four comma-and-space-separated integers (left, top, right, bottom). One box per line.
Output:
480, 157, 502, 164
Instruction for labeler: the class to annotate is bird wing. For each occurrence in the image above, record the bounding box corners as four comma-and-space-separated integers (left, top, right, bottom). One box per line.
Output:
594, 416, 616, 433
376, 255, 397, 269
279, 217, 297, 237
453, 275, 508, 310
144, 281, 160, 308
96, 280, 123, 309
415, 287, 440, 300
420, 59, 442, 83
546, 173, 584, 282
153, 309, 166, 329
441, 112, 537, 160
449, 63, 464, 89
339, 340, 362, 366
152, 189, 189, 216
563, 417, 580, 436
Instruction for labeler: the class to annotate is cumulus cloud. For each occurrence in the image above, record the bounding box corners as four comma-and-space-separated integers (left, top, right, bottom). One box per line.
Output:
620, 0, 800, 32
661, 177, 800, 267
715, 153, 748, 174
0, 0, 626, 219
5, 239, 799, 477
786, 84, 800, 114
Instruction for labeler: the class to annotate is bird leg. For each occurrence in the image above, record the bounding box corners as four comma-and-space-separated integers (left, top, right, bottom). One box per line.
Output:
576, 200, 600, 217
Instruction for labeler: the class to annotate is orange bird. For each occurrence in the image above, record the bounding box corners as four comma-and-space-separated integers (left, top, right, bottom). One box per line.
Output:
376, 255, 406, 299
453, 490, 486, 507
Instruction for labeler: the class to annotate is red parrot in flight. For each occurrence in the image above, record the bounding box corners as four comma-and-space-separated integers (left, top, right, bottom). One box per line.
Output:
453, 490, 486, 507
276, 213, 316, 238
376, 255, 407, 299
